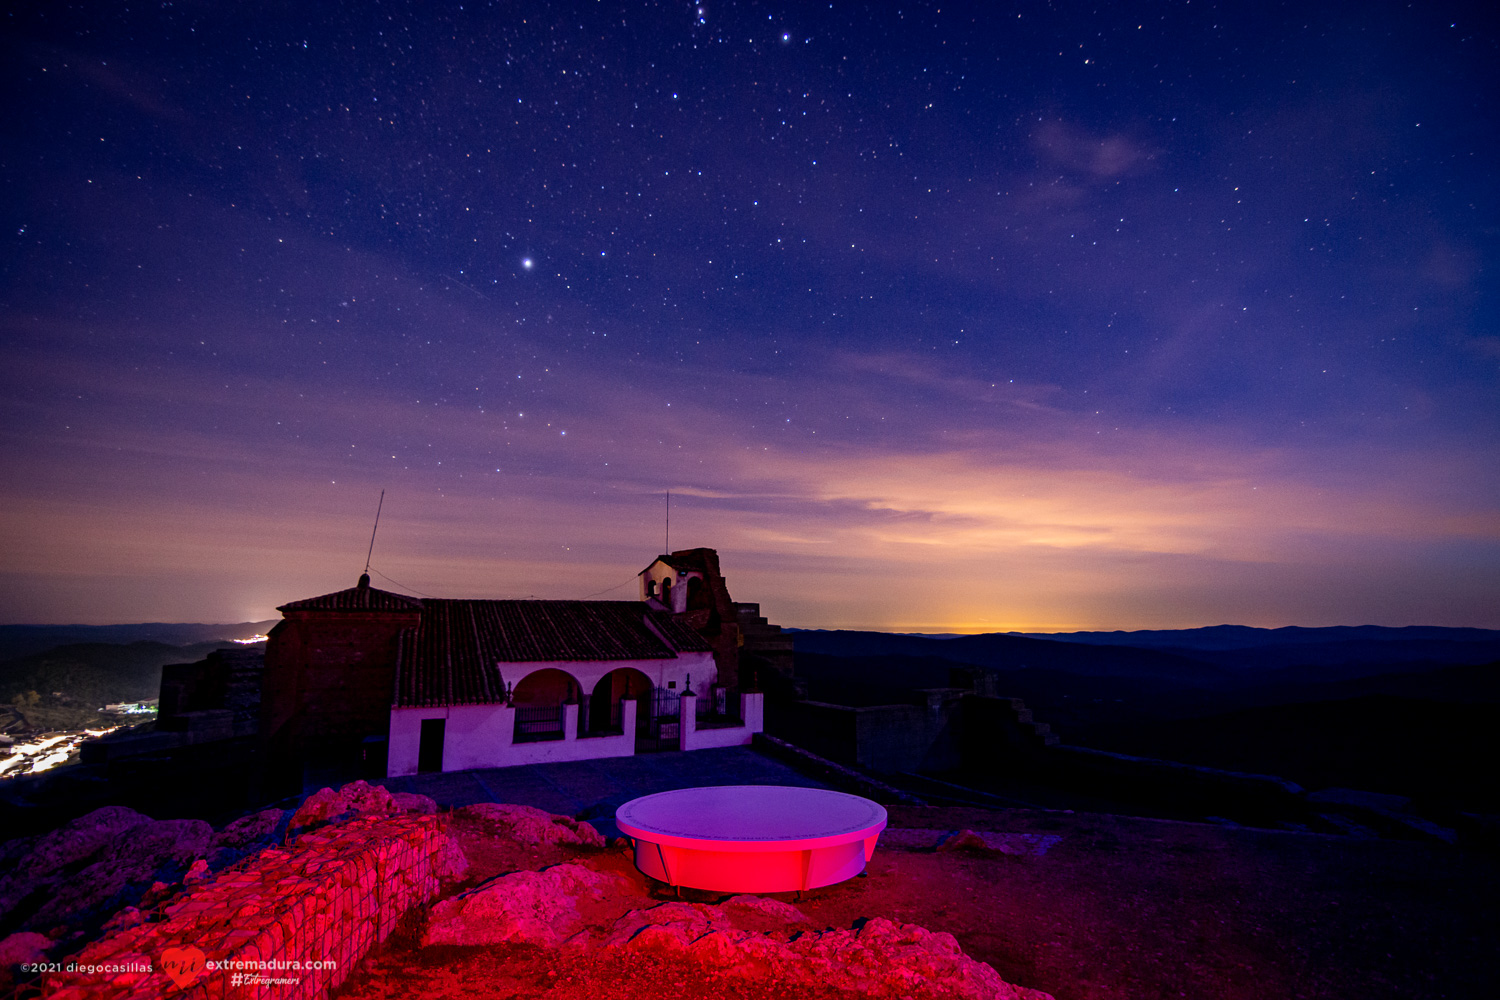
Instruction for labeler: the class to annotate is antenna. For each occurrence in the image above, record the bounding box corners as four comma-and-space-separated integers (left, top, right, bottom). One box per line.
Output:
664, 488, 670, 554
364, 489, 385, 575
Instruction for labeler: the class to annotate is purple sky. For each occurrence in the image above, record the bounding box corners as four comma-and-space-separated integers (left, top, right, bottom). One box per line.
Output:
2, 2, 1497, 630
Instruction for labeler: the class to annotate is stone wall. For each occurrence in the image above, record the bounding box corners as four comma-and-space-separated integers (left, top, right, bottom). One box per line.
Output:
41, 813, 457, 1000
766, 690, 964, 774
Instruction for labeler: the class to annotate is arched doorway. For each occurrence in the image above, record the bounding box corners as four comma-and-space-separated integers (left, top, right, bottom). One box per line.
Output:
512, 667, 580, 742
585, 667, 652, 736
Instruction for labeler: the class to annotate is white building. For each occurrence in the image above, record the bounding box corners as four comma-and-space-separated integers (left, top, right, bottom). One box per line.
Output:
384, 597, 762, 775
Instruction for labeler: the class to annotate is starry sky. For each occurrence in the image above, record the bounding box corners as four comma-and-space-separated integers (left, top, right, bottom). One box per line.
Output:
2, 1, 1497, 630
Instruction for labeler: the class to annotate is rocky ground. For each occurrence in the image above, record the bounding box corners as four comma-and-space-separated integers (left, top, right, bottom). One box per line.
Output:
336, 803, 1496, 1000
3, 787, 1494, 1000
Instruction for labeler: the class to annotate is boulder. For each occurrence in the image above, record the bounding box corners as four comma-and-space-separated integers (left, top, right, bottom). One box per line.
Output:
437, 836, 470, 883
392, 792, 439, 815
207, 808, 286, 868
211, 808, 286, 849
1, 807, 149, 894
937, 829, 993, 854
423, 863, 634, 948
720, 894, 810, 932
602, 903, 1050, 999
0, 931, 51, 967
603, 901, 725, 951
25, 818, 213, 930
457, 803, 605, 847
794, 917, 1037, 999
289, 781, 397, 836
100, 906, 147, 933
102, 819, 213, 871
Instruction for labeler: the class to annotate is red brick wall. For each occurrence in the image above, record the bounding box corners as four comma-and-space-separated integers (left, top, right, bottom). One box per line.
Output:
42, 814, 454, 1000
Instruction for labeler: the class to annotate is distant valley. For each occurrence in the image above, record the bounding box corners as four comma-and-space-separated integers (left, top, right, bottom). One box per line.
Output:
0, 621, 275, 734
792, 624, 1500, 812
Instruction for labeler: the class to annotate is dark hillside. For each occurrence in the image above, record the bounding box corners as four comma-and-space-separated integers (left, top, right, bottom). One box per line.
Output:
1081, 695, 1500, 811
1177, 639, 1500, 676
794, 652, 1203, 733
1011, 624, 1500, 651
793, 630, 1225, 684
0, 640, 234, 730
0, 621, 276, 661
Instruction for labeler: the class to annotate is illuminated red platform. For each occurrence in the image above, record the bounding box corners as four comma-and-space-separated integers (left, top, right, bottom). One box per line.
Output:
615, 785, 888, 893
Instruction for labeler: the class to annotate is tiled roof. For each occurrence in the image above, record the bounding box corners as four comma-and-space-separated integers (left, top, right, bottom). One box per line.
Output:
393, 600, 712, 707
278, 581, 423, 613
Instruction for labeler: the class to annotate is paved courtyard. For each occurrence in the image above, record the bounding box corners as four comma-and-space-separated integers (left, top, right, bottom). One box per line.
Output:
376, 746, 829, 839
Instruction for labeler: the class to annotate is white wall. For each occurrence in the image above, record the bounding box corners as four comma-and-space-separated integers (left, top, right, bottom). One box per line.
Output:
639, 559, 703, 613
388, 700, 638, 776
386, 650, 719, 776
678, 691, 765, 751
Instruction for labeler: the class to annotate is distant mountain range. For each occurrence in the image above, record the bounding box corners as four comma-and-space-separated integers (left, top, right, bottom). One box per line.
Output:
1006, 623, 1500, 650
792, 625, 1500, 680
0, 622, 278, 661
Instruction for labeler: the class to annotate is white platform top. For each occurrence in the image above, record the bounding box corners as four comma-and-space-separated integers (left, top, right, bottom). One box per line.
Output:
616, 785, 887, 851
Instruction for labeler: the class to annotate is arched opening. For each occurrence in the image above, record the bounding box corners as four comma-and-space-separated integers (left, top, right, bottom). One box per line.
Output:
661, 576, 673, 608
512, 667, 580, 742
585, 667, 652, 735
645, 579, 657, 598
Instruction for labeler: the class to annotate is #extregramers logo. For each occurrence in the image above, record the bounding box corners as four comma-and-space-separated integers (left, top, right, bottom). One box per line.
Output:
159, 946, 207, 989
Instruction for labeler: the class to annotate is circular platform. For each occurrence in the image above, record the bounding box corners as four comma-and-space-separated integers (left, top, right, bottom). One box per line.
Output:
615, 785, 888, 893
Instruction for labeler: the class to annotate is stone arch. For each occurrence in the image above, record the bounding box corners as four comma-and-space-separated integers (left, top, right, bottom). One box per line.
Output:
511, 667, 582, 707
586, 666, 653, 734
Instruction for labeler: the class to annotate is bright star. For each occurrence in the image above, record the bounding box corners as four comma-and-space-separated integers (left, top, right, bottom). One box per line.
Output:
522, 258, 533, 270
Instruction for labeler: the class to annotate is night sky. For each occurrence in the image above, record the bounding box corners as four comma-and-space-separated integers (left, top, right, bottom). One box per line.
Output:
2, 1, 1497, 630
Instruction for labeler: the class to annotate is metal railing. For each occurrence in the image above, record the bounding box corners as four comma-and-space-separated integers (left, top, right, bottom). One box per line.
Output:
694, 685, 741, 728
513, 704, 564, 742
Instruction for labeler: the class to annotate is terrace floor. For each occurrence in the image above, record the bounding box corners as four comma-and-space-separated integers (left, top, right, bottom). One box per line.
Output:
375, 745, 829, 840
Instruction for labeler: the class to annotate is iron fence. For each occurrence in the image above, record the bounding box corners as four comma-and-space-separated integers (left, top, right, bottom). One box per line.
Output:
695, 685, 741, 728
637, 689, 680, 752
514, 704, 564, 742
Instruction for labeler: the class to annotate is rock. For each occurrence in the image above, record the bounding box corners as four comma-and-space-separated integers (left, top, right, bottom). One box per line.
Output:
601, 904, 1048, 999
138, 881, 175, 909
0, 807, 150, 904
437, 836, 470, 883
183, 859, 211, 884
423, 863, 634, 948
25, 818, 213, 930
720, 894, 809, 932
103, 819, 213, 872
207, 808, 287, 868
937, 829, 993, 854
603, 901, 725, 951
100, 907, 147, 933
0, 931, 51, 967
457, 803, 606, 847
0, 813, 214, 934
211, 808, 286, 850
0, 836, 37, 869
392, 792, 438, 815
289, 781, 397, 836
